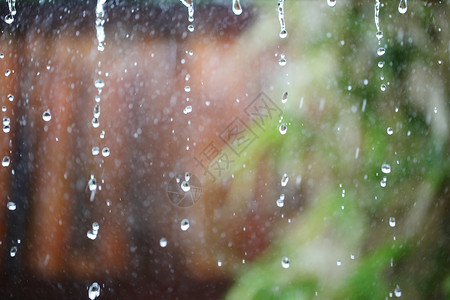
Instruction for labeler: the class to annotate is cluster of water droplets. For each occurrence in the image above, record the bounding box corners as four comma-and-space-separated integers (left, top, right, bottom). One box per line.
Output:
4, 0, 16, 24
180, 0, 194, 32
374, 0, 388, 93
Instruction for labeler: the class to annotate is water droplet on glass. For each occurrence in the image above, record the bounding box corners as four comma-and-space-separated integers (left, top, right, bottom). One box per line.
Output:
4, 14, 14, 24
278, 54, 287, 66
88, 282, 101, 300
377, 48, 386, 56
337, 259, 342, 266
378, 61, 385, 68
101, 147, 110, 157
93, 104, 100, 118
276, 194, 285, 207
42, 110, 51, 122
380, 176, 387, 188
185, 172, 190, 181
94, 79, 105, 89
394, 285, 402, 297
281, 256, 290, 268
232, 0, 242, 15
281, 173, 289, 187
88, 175, 97, 191
92, 146, 100, 156
398, 0, 407, 14
387, 127, 393, 135
10, 246, 17, 257
0, 53, 3, 59
183, 105, 192, 114
381, 163, 391, 174
327, 0, 336, 7
180, 219, 190, 231
2, 106, 6, 112
380, 84, 386, 91
7, 201, 16, 211
376, 31, 383, 40
160, 237, 167, 248
5, 69, 11, 77
92, 117, 100, 128
184, 86, 191, 92
3, 125, 10, 133
281, 91, 288, 104
350, 254, 355, 260
92, 222, 99, 231
277, 0, 287, 38
3, 117, 10, 126
279, 123, 287, 135
181, 181, 190, 192
389, 217, 396, 227
2, 156, 10, 167
187, 24, 194, 32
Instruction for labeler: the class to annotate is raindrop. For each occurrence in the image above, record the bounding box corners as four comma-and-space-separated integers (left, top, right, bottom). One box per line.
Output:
94, 79, 105, 89
181, 181, 190, 192
387, 127, 393, 135
2, 156, 10, 167
378, 61, 385, 68
3, 125, 10, 133
337, 260, 342, 266
7, 201, 16, 211
281, 173, 289, 187
380, 84, 386, 91
394, 285, 402, 297
4, 14, 14, 25
92, 146, 100, 156
3, 117, 10, 126
377, 48, 386, 56
398, 0, 407, 14
376, 31, 383, 40
277, 0, 287, 38
279, 123, 287, 135
92, 117, 100, 128
281, 91, 288, 104
183, 105, 192, 114
100, 130, 105, 139
10, 246, 17, 257
217, 260, 222, 267
374, 0, 381, 36
5, 69, 11, 77
381, 163, 391, 174
232, 0, 242, 15
327, 0, 336, 7
187, 24, 194, 32
92, 222, 100, 231
389, 217, 396, 227
185, 172, 190, 181
180, 219, 190, 231
160, 238, 167, 248
88, 175, 97, 191
93, 104, 100, 118
42, 110, 52, 122
88, 282, 101, 300
184, 86, 191, 92
101, 147, 110, 157
0, 53, 3, 59
7, 94, 14, 101
87, 229, 98, 240
380, 176, 387, 188
2, 106, 6, 112
276, 194, 285, 208
281, 256, 290, 268
350, 254, 355, 260
278, 54, 287, 66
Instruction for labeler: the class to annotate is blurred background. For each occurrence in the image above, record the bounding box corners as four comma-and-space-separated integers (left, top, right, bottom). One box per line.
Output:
0, 0, 449, 299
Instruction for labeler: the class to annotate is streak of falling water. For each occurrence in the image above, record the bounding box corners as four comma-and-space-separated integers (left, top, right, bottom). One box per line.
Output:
4, 0, 16, 24
398, 0, 407, 14
232, 0, 242, 15
374, 0, 381, 41
277, 0, 287, 39
180, 0, 194, 30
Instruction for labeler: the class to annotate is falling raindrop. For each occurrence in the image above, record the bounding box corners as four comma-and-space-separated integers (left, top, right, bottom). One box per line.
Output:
277, 0, 287, 38
2, 156, 10, 167
160, 238, 167, 248
184, 86, 191, 92
232, 0, 242, 15
278, 54, 287, 66
378, 61, 385, 68
337, 260, 342, 266
3, 125, 10, 133
281, 173, 289, 186
7, 201, 16, 211
376, 31, 383, 40
92, 146, 100, 156
10, 246, 17, 257
92, 117, 100, 128
380, 84, 386, 91
88, 175, 97, 191
185, 172, 191, 181
377, 48, 386, 56
380, 176, 387, 188
88, 282, 101, 300
5, 69, 11, 77
281, 91, 288, 104
87, 229, 98, 240
398, 0, 407, 14
327, 0, 336, 7
187, 24, 194, 32
181, 181, 190, 192
387, 127, 394, 135
42, 110, 52, 122
374, 0, 381, 37
4, 14, 14, 24
381, 163, 391, 174
7, 94, 14, 101
389, 217, 396, 227
279, 123, 287, 135
101, 147, 110, 157
276, 194, 285, 208
394, 285, 402, 297
180, 219, 190, 231
93, 104, 100, 118
183, 105, 192, 114
94, 79, 105, 89
281, 256, 290, 268
3, 117, 10, 126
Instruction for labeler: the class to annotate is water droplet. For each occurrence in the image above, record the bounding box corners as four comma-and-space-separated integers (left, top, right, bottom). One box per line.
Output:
185, 172, 191, 182
380, 176, 387, 188
42, 110, 51, 122
398, 0, 407, 14
3, 117, 10, 126
5, 69, 11, 77
2, 156, 10, 167
387, 127, 393, 135
180, 219, 190, 231
389, 217, 396, 227
181, 181, 190, 192
337, 259, 342, 266
279, 123, 287, 135
7, 201, 16, 211
281, 256, 290, 268
183, 105, 192, 114
350, 254, 355, 260
377, 47, 386, 56
232, 0, 242, 15
94, 79, 105, 89
376, 31, 383, 40
3, 125, 10, 133
88, 175, 97, 192
100, 130, 105, 139
88, 282, 101, 300
92, 117, 100, 128
184, 86, 191, 92
381, 163, 391, 174
327, 0, 336, 7
278, 54, 287, 66
380, 84, 386, 91
0, 53, 4, 59
87, 229, 97, 240
276, 194, 285, 207
93, 104, 100, 118
160, 237, 167, 248
101, 147, 110, 157
4, 14, 14, 25
281, 173, 289, 187
2, 106, 6, 112
279, 29, 288, 39
10, 246, 17, 257
92, 146, 100, 156
277, 0, 287, 38
92, 222, 100, 231
187, 24, 194, 32
378, 61, 385, 68
281, 91, 288, 104
394, 285, 402, 297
